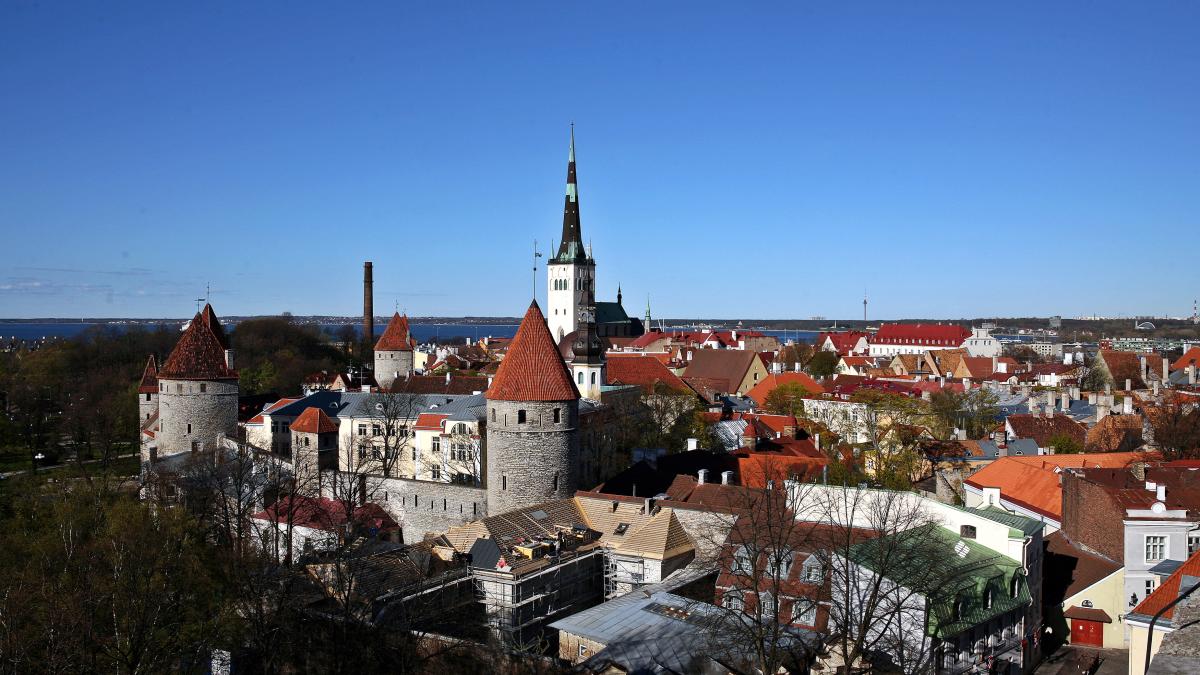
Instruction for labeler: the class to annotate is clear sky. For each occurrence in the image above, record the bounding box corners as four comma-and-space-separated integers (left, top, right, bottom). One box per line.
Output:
2, 2, 1198, 320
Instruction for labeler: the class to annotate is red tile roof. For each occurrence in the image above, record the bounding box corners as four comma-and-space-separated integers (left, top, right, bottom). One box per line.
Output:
199, 303, 229, 350
486, 301, 579, 402
159, 309, 238, 381
253, 496, 398, 532
1006, 414, 1086, 448
870, 323, 971, 346
138, 355, 158, 393
1172, 347, 1200, 372
819, 330, 869, 355
246, 397, 302, 425
1132, 546, 1200, 623
605, 354, 690, 393
965, 452, 1158, 520
414, 413, 448, 431
291, 406, 339, 434
745, 372, 825, 404
375, 313, 416, 351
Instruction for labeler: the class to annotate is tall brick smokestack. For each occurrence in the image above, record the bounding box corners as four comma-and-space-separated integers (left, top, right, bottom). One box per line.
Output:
363, 261, 374, 346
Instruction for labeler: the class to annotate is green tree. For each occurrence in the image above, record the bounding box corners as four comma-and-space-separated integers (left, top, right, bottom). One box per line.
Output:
763, 382, 810, 418
1047, 431, 1084, 455
806, 350, 839, 379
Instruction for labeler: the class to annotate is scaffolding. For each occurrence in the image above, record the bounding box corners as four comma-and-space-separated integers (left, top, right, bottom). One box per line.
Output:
602, 550, 646, 600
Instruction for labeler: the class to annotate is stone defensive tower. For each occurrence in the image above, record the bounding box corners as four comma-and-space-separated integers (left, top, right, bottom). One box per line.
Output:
485, 300, 581, 515
290, 406, 338, 497
374, 312, 415, 390
152, 304, 239, 461
138, 355, 159, 422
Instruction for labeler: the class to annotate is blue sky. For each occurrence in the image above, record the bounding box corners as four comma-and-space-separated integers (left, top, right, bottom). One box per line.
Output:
1, 2, 1198, 320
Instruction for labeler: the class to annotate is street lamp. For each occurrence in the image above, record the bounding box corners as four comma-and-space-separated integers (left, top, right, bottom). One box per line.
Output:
33, 452, 45, 472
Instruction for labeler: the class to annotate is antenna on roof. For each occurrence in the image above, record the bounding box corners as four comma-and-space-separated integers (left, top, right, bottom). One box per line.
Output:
205, 282, 210, 304
194, 297, 205, 313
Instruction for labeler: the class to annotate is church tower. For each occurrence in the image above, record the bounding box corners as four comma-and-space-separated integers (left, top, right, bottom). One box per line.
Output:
570, 304, 606, 399
374, 312, 415, 390
486, 300, 580, 515
547, 127, 596, 343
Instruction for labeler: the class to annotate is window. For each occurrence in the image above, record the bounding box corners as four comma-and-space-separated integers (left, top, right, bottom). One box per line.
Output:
591, 372, 597, 385
767, 549, 793, 578
176, 383, 182, 393
144, 393, 151, 401
432, 437, 441, 453
517, 410, 526, 424
552, 472, 559, 491
803, 561, 823, 583
490, 408, 496, 422
186, 423, 192, 434
358, 424, 367, 436
791, 599, 817, 626
502, 475, 507, 490
733, 546, 753, 575
1146, 535, 1167, 562
372, 424, 381, 437
553, 408, 561, 424
431, 466, 441, 480
578, 644, 587, 658
760, 593, 777, 619
577, 372, 584, 384
199, 383, 206, 393
1190, 531, 1200, 556
984, 588, 993, 609
960, 525, 977, 539
722, 591, 744, 611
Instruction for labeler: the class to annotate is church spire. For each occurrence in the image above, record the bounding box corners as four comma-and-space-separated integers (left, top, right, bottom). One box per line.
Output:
555, 125, 589, 263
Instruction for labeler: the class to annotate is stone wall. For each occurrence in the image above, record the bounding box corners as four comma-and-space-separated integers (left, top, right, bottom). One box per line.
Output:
139, 391, 157, 424
374, 476, 487, 541
486, 398, 579, 514
374, 350, 414, 390
156, 378, 238, 458
1060, 471, 1125, 562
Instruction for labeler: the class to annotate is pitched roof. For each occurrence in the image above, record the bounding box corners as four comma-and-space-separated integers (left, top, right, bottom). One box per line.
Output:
374, 313, 415, 351
1085, 414, 1144, 453
745, 371, 825, 405
612, 508, 694, 560
1006, 413, 1087, 448
965, 451, 1157, 520
1173, 347, 1200, 372
683, 349, 757, 383
389, 374, 489, 395
159, 309, 238, 381
819, 330, 869, 355
252, 496, 398, 532
1131, 547, 1200, 625
605, 354, 690, 394
486, 301, 579, 402
291, 406, 339, 434
870, 323, 971, 346
138, 355, 158, 393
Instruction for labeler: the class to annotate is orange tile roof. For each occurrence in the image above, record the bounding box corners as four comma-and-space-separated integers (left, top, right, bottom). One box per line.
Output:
199, 303, 229, 350
486, 301, 579, 402
1132, 547, 1200, 622
246, 397, 302, 425
375, 313, 416, 351
138, 355, 158, 393
965, 451, 1159, 520
605, 354, 689, 393
1172, 347, 1200, 372
744, 372, 826, 404
291, 406, 339, 434
159, 309, 238, 381
414, 413, 448, 431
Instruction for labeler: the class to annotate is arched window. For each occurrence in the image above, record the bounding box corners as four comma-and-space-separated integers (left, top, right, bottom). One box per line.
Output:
578, 372, 584, 384
591, 372, 597, 385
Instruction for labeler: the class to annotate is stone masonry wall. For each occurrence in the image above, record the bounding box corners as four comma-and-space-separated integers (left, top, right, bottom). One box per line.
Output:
486, 398, 579, 514
374, 350, 414, 390
156, 378, 238, 458
375, 477, 487, 541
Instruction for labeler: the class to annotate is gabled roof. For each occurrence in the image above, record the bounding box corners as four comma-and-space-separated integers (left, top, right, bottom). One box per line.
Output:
819, 330, 869, 355
612, 508, 694, 561
1173, 347, 1200, 372
605, 354, 690, 394
375, 313, 416, 351
745, 371, 825, 405
870, 323, 971, 346
486, 301, 579, 402
291, 406, 339, 434
246, 397, 302, 425
965, 451, 1158, 520
683, 349, 757, 384
1005, 413, 1086, 448
138, 355, 158, 393
159, 309, 238, 381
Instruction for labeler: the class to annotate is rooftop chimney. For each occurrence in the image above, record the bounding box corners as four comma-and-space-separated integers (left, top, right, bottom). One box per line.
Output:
224, 349, 235, 370
698, 469, 708, 485
721, 470, 733, 485
686, 437, 699, 452
1164, 357, 1170, 384
1125, 378, 1132, 392
1190, 365, 1197, 386
1157, 484, 1166, 502
363, 261, 375, 346
1123, 395, 1133, 415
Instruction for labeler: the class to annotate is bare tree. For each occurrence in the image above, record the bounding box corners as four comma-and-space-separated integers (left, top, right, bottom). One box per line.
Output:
361, 391, 424, 479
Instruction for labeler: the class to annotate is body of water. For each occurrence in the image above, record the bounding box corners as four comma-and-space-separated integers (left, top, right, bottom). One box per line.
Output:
1, 322, 818, 345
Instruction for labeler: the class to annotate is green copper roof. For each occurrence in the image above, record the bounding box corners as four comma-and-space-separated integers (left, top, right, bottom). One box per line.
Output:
966, 506, 1044, 538
846, 524, 1030, 639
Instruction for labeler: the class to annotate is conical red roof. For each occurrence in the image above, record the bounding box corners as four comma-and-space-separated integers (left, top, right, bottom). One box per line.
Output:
138, 354, 159, 393
200, 303, 229, 350
375, 313, 415, 351
487, 301, 579, 402
291, 406, 339, 434
159, 310, 238, 381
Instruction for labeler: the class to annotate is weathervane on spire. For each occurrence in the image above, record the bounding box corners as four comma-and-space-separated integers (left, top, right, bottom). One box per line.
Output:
532, 239, 543, 300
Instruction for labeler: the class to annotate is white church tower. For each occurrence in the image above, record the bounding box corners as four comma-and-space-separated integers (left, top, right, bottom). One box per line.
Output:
547, 126, 596, 343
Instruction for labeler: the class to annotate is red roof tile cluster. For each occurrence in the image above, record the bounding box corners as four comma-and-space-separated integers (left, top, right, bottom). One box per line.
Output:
375, 313, 416, 351
1006, 414, 1086, 448
291, 406, 339, 434
246, 398, 302, 425
745, 372, 825, 405
138, 355, 159, 393
486, 301, 579, 402
159, 308, 238, 381
869, 323, 971, 346
605, 354, 690, 393
253, 496, 398, 532
1172, 347, 1200, 372
199, 303, 229, 350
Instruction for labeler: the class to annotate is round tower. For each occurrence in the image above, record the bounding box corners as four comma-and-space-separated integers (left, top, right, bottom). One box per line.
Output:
374, 312, 415, 390
138, 355, 159, 422
153, 304, 239, 461
486, 300, 581, 515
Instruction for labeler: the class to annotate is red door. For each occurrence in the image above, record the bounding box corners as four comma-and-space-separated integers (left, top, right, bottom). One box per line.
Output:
1071, 619, 1103, 647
